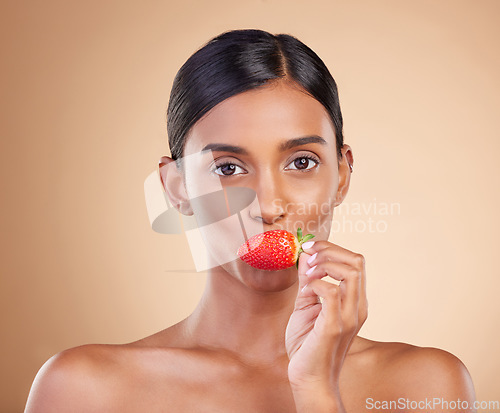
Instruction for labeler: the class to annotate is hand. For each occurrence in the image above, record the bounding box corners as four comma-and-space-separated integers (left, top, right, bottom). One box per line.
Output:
285, 240, 368, 392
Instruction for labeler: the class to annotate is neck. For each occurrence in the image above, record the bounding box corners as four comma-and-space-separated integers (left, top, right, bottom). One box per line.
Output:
184, 264, 299, 367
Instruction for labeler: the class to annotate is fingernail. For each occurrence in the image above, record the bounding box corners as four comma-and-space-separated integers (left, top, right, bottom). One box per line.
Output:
302, 241, 315, 250
307, 252, 317, 265
305, 265, 317, 276
301, 283, 309, 293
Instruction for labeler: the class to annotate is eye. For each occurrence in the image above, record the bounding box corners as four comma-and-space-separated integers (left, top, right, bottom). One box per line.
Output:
285, 155, 320, 171
213, 162, 246, 176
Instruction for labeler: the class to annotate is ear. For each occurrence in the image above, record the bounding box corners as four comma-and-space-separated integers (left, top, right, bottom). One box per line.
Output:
158, 156, 193, 215
333, 144, 354, 207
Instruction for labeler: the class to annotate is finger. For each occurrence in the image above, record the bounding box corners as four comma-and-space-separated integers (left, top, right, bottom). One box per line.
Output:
297, 250, 313, 291
295, 252, 322, 310
302, 241, 368, 333
301, 279, 342, 336
305, 261, 352, 284
302, 240, 366, 268
294, 284, 322, 311
305, 261, 361, 326
304, 242, 367, 326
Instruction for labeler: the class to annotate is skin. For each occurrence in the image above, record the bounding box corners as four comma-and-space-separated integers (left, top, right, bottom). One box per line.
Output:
25, 80, 477, 412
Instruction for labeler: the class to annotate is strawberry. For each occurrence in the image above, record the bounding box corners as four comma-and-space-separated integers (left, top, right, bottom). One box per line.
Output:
236, 228, 315, 271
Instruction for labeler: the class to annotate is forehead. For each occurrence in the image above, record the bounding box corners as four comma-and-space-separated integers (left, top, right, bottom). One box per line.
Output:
183, 81, 336, 156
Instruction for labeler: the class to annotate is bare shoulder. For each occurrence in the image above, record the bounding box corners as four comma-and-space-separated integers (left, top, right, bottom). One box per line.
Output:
379, 340, 473, 387
24, 327, 193, 413
24, 343, 127, 413
353, 337, 476, 409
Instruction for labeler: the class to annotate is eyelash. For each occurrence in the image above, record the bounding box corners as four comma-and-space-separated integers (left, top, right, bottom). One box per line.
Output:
212, 154, 320, 177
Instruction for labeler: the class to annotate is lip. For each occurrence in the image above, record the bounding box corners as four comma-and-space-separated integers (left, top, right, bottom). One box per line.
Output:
242, 223, 297, 236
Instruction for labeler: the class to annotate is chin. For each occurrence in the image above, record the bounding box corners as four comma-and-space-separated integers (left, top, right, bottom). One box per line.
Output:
225, 258, 298, 293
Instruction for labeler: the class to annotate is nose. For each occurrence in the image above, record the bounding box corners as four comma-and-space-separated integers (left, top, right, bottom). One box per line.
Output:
248, 169, 286, 226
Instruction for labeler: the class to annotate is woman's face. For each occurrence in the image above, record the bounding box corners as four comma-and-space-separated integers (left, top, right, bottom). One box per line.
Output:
180, 80, 351, 291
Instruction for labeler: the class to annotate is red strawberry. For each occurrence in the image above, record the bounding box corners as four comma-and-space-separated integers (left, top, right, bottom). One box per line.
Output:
237, 228, 315, 271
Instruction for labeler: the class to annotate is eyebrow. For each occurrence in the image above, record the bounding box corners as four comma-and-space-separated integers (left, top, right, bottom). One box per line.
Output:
200, 135, 327, 155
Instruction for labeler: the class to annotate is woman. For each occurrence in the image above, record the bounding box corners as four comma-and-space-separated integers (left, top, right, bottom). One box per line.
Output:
25, 29, 476, 412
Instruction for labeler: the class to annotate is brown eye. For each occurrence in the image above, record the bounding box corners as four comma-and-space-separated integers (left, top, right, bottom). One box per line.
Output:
294, 157, 310, 170
213, 163, 245, 176
220, 164, 235, 175
286, 156, 319, 171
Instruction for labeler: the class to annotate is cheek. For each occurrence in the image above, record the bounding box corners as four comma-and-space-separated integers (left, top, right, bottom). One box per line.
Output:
285, 173, 338, 237
185, 184, 261, 268
198, 216, 247, 267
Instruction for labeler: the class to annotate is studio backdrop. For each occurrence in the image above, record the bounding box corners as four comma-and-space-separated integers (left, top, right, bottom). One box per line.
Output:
1, 1, 499, 412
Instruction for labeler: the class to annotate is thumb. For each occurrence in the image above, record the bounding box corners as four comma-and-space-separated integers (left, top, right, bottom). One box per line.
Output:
297, 250, 312, 290
294, 251, 322, 310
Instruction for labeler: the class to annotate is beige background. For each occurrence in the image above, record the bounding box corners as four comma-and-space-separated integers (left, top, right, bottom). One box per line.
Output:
1, 0, 499, 411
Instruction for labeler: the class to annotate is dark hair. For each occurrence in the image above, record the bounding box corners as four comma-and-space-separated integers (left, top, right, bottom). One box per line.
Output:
167, 29, 344, 164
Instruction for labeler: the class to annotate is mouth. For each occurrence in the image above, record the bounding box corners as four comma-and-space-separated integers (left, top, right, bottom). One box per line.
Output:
236, 227, 315, 271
